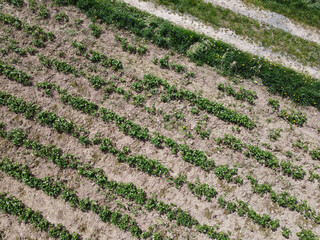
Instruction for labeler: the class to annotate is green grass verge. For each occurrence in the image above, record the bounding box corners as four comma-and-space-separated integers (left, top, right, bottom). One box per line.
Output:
54, 0, 320, 111
148, 0, 320, 68
242, 0, 320, 29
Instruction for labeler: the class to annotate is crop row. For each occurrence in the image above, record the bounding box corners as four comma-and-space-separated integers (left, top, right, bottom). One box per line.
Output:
71, 41, 123, 71
115, 34, 148, 55
94, 135, 223, 201
247, 176, 320, 224
1, 70, 296, 233
217, 83, 257, 105
0, 13, 54, 47
0, 60, 31, 86
134, 73, 256, 129
38, 55, 80, 77
216, 134, 306, 180
0, 91, 91, 145
97, 136, 169, 177
0, 124, 230, 239
36, 81, 241, 183
0, 89, 226, 202
1, 39, 38, 57
1, 41, 298, 233
0, 88, 274, 232
0, 89, 171, 180
72, 40, 254, 129
0, 158, 147, 239
267, 98, 308, 126
0, 192, 80, 239
0, 124, 282, 235
217, 196, 279, 230
0, 111, 285, 233
53, 41, 254, 139
152, 54, 195, 79
54, 0, 320, 111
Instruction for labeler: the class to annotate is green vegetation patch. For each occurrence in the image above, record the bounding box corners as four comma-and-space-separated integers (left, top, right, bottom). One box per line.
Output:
55, 0, 320, 111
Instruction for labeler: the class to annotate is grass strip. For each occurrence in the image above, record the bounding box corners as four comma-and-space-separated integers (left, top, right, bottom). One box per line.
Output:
54, 0, 320, 111
242, 0, 320, 29
144, 0, 320, 67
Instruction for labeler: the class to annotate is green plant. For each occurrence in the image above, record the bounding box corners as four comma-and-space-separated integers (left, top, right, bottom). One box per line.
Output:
217, 83, 257, 104
26, 46, 37, 55
310, 147, 320, 160
172, 174, 186, 188
268, 128, 282, 141
285, 151, 293, 158
5, 0, 23, 7
282, 227, 291, 239
279, 109, 307, 126
29, 1, 50, 19
268, 98, 280, 110
38, 55, 79, 76
163, 113, 170, 122
216, 134, 243, 151
194, 119, 210, 139
74, 18, 84, 25
153, 55, 194, 77
214, 165, 240, 183
0, 191, 80, 239
190, 107, 199, 115
293, 138, 309, 152
115, 35, 148, 55
89, 22, 102, 38
0, 60, 31, 85
159, 55, 169, 69
187, 178, 217, 201
65, 0, 320, 111
37, 4, 50, 19
55, 11, 69, 22
71, 41, 123, 70
296, 228, 318, 240
0, 123, 228, 239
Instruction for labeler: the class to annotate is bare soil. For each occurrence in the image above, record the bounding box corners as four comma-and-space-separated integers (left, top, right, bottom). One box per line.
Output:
0, 1, 319, 240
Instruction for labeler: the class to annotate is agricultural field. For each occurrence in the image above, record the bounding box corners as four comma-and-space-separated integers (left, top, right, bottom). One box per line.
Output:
0, 0, 319, 240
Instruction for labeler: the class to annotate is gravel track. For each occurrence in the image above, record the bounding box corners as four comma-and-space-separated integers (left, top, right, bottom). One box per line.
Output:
205, 0, 320, 45
121, 0, 320, 79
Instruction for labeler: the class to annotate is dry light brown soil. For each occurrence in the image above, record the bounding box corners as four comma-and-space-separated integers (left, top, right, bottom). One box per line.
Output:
0, 1, 319, 240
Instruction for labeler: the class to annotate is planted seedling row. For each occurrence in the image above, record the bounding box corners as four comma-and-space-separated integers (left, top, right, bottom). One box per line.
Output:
0, 158, 152, 239
0, 192, 81, 239
216, 134, 307, 180
0, 12, 54, 48
0, 124, 230, 240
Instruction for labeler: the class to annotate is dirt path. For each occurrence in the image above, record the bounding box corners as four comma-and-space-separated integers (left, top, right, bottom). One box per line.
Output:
204, 0, 320, 44
121, 0, 320, 79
